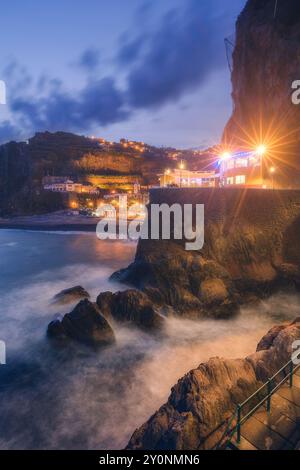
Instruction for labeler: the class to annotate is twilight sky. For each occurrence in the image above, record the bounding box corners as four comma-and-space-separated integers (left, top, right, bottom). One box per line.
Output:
0, 0, 246, 148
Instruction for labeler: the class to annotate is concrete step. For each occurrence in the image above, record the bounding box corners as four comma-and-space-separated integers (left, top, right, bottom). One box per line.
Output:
223, 369, 300, 450
238, 415, 293, 450
289, 372, 300, 390
229, 436, 257, 451
254, 405, 300, 446
277, 385, 300, 407
269, 393, 300, 424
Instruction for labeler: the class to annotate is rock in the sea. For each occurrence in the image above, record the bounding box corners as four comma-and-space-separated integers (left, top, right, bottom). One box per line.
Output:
97, 289, 165, 331
47, 299, 115, 348
52, 285, 90, 304
112, 240, 239, 320
127, 319, 300, 450
200, 279, 228, 303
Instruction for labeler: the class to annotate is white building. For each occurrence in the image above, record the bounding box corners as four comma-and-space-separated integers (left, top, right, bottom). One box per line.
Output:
43, 179, 98, 194
160, 169, 218, 188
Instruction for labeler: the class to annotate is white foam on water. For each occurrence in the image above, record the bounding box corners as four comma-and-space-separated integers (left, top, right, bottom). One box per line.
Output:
0, 230, 299, 449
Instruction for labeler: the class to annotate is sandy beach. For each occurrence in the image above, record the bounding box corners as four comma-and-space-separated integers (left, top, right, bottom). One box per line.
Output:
0, 211, 101, 232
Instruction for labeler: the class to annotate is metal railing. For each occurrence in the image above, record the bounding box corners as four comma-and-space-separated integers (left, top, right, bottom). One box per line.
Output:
216, 359, 300, 449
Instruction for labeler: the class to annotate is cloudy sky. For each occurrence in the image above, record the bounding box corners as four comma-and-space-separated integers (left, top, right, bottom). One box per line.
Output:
0, 0, 246, 148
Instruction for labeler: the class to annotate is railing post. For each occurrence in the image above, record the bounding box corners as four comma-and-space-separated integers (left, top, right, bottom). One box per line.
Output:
237, 404, 241, 444
290, 361, 294, 388
267, 379, 272, 413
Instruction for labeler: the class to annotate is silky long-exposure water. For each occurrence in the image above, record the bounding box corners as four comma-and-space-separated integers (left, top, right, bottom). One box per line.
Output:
0, 230, 298, 449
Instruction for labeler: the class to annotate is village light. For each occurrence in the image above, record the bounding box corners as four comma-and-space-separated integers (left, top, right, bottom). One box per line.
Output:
179, 161, 185, 188
221, 151, 232, 160
256, 145, 267, 156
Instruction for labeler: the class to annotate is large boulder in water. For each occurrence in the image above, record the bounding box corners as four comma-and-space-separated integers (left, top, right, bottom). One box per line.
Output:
52, 285, 90, 304
97, 289, 165, 331
47, 299, 115, 348
112, 240, 239, 320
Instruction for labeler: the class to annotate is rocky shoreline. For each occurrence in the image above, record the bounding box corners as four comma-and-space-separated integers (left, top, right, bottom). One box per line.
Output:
44, 183, 300, 451
46, 281, 300, 450
126, 318, 300, 450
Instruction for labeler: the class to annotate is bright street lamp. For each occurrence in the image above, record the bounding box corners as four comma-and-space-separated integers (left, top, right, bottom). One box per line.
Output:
221, 151, 232, 161
179, 161, 185, 187
256, 145, 267, 156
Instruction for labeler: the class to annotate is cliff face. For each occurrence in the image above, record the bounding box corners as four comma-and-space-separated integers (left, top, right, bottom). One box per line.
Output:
224, 0, 300, 187
114, 188, 300, 319
127, 318, 300, 450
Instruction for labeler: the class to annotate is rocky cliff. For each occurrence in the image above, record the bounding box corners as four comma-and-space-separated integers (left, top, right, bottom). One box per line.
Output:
113, 188, 300, 319
224, 0, 300, 187
127, 318, 300, 450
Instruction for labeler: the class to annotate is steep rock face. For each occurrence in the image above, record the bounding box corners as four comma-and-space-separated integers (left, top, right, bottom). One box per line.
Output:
127, 319, 300, 450
113, 240, 239, 319
47, 299, 115, 348
112, 188, 300, 319
224, 0, 300, 187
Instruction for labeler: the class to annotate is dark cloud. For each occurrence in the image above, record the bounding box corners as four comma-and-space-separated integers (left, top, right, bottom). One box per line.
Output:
126, 0, 242, 109
2, 60, 33, 94
77, 48, 101, 72
7, 77, 128, 136
0, 120, 22, 142
0, 0, 245, 143
0, 63, 128, 142
117, 36, 146, 65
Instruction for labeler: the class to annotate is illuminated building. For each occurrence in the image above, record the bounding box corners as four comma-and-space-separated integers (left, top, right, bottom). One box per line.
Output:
160, 169, 218, 188
43, 178, 98, 194
218, 146, 270, 188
